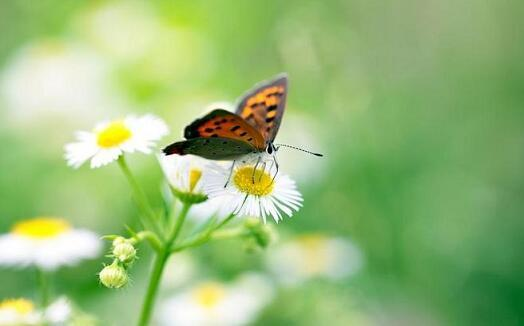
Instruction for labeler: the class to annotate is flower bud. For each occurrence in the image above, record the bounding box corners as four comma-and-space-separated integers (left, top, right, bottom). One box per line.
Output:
112, 240, 136, 264
112, 236, 127, 247
244, 218, 276, 249
99, 262, 128, 289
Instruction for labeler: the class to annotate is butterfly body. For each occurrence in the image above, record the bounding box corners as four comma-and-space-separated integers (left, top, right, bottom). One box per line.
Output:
163, 75, 288, 161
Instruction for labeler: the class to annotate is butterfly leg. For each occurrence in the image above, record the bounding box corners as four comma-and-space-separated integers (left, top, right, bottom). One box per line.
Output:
252, 156, 261, 184
224, 160, 236, 188
259, 161, 267, 182
271, 155, 279, 185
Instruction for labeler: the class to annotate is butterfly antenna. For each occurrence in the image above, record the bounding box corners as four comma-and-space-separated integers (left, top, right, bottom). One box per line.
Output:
274, 144, 324, 157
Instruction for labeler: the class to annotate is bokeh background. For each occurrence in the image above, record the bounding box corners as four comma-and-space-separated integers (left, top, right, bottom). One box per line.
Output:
1, 0, 523, 325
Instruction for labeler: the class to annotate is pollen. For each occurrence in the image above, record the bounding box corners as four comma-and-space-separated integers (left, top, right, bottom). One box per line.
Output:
0, 298, 34, 315
188, 168, 202, 192
233, 166, 274, 196
96, 121, 132, 148
12, 217, 71, 239
193, 283, 225, 309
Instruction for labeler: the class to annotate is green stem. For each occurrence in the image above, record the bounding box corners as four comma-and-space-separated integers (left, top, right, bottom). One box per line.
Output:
37, 268, 51, 308
137, 203, 191, 326
117, 156, 161, 235
171, 213, 236, 253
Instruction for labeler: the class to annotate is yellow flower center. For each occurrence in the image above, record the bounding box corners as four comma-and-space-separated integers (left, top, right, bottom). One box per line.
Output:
233, 166, 274, 196
193, 283, 226, 309
96, 121, 132, 148
0, 299, 34, 315
12, 218, 71, 239
188, 168, 202, 192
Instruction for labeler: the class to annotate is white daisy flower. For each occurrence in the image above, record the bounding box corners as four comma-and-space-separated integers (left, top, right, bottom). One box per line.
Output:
159, 154, 209, 196
159, 154, 234, 212
0, 298, 40, 325
158, 273, 274, 326
0, 217, 102, 271
265, 234, 364, 286
0, 297, 73, 326
65, 114, 168, 169
204, 160, 303, 223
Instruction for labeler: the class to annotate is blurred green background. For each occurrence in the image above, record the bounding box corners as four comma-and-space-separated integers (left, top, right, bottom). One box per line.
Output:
0, 0, 523, 325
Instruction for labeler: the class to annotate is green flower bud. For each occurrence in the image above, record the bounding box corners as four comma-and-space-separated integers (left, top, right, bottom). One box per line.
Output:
243, 218, 277, 249
171, 187, 208, 204
112, 236, 127, 247
99, 261, 128, 289
112, 240, 137, 264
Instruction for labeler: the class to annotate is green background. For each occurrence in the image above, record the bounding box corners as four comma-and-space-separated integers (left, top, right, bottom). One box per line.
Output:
0, 0, 523, 325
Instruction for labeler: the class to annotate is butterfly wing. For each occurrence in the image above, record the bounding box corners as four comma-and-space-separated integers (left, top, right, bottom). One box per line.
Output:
183, 109, 265, 150
163, 137, 255, 160
236, 74, 288, 143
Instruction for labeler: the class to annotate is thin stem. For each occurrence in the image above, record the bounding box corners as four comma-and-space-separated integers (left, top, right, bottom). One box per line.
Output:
171, 213, 236, 253
212, 227, 246, 240
137, 203, 191, 326
167, 203, 190, 244
37, 268, 51, 308
117, 156, 161, 235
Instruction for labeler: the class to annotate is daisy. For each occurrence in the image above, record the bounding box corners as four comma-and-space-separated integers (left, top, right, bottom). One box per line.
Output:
0, 217, 102, 271
65, 114, 168, 169
265, 234, 364, 286
0, 297, 72, 325
159, 154, 234, 212
0, 298, 39, 325
204, 160, 303, 223
158, 273, 274, 326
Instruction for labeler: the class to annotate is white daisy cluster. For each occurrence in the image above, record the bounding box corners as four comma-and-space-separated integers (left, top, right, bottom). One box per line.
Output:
159, 154, 303, 223
65, 113, 303, 223
0, 217, 101, 271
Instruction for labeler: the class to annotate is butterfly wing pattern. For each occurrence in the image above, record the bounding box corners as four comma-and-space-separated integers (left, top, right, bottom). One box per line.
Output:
163, 109, 265, 159
236, 74, 287, 143
163, 136, 256, 160
163, 75, 288, 161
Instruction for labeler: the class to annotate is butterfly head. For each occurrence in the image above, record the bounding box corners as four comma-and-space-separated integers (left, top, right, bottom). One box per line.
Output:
266, 142, 278, 156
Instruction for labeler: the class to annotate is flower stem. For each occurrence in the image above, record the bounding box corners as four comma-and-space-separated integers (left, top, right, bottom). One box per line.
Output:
171, 213, 236, 253
37, 268, 51, 308
137, 203, 191, 326
117, 156, 161, 235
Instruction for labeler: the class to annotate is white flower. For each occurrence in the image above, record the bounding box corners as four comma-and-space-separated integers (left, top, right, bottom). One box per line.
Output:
0, 298, 40, 325
0, 297, 72, 326
204, 160, 303, 223
159, 154, 233, 209
0, 217, 102, 271
159, 154, 209, 195
43, 297, 72, 325
265, 234, 364, 286
65, 114, 168, 169
158, 273, 274, 326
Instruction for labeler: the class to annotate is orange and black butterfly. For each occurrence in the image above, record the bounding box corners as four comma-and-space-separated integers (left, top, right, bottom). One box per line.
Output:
163, 74, 322, 164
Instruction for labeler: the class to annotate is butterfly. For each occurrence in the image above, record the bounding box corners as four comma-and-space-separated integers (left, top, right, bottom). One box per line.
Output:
162, 74, 322, 176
